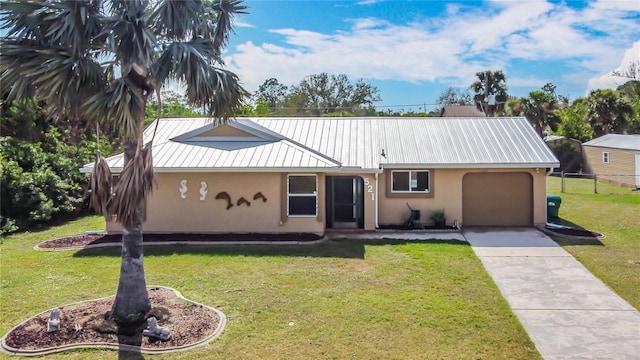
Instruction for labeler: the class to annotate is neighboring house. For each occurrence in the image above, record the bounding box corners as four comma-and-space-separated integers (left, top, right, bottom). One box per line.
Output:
439, 105, 486, 117
582, 134, 640, 188
82, 117, 559, 235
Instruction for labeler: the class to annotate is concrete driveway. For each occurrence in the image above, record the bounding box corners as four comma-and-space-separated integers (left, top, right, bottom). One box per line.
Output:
464, 228, 640, 360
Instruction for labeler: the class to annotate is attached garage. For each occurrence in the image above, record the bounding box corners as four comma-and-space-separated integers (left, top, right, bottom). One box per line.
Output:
462, 172, 533, 227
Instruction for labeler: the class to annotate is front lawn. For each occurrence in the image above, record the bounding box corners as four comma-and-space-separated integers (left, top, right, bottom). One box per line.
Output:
547, 176, 640, 310
0, 216, 539, 359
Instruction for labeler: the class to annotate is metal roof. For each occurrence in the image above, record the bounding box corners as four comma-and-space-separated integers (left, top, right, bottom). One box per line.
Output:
253, 117, 559, 169
82, 116, 559, 173
582, 134, 640, 151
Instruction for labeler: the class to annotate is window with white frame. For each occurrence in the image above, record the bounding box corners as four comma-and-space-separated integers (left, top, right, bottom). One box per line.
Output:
602, 152, 610, 164
391, 170, 430, 193
287, 175, 317, 216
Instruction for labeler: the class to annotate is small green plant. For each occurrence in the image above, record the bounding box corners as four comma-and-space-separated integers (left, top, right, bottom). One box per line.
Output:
430, 208, 447, 227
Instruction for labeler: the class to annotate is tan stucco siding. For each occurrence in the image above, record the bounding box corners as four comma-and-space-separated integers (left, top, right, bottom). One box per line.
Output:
197, 125, 254, 137
108, 172, 325, 235
377, 168, 548, 227
582, 146, 638, 188
378, 169, 458, 226
104, 167, 549, 233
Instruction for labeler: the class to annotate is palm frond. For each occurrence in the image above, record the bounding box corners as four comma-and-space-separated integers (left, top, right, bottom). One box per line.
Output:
198, 67, 248, 119
210, 0, 247, 51
102, 0, 157, 68
89, 152, 113, 219
1, 41, 106, 117
149, 0, 205, 39
84, 77, 146, 140
108, 141, 155, 228
153, 39, 220, 84
179, 65, 247, 120
0, 0, 103, 58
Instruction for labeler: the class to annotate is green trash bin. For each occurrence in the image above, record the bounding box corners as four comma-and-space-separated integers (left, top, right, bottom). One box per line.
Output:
547, 194, 561, 221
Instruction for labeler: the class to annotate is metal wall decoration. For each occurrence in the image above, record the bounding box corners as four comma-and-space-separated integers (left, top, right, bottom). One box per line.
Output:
199, 181, 208, 201
215, 192, 233, 210
179, 180, 268, 210
253, 192, 268, 202
237, 197, 251, 206
179, 179, 188, 199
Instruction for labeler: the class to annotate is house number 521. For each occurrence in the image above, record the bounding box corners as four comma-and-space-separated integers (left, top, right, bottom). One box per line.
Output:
363, 178, 374, 200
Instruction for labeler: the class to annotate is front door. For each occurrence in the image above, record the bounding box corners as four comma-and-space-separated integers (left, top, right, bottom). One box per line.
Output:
326, 176, 364, 229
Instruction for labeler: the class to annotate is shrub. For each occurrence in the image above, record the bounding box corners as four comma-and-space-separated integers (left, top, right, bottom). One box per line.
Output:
548, 140, 582, 173
0, 128, 102, 235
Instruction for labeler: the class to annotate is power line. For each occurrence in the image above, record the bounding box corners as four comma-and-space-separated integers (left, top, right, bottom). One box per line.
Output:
374, 102, 441, 109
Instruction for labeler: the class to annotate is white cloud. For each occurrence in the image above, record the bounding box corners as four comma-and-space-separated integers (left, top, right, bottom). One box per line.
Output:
509, 76, 550, 88
234, 20, 254, 28
589, 0, 640, 12
226, 1, 640, 95
586, 41, 640, 94
356, 0, 383, 5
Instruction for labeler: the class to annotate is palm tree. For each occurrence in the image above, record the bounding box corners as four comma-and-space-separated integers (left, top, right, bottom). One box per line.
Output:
1, 0, 247, 332
470, 70, 508, 117
585, 89, 633, 136
506, 89, 561, 137
616, 81, 640, 134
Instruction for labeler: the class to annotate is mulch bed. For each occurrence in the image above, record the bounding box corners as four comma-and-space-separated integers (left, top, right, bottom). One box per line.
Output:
2, 287, 220, 354
377, 224, 460, 231
38, 232, 324, 249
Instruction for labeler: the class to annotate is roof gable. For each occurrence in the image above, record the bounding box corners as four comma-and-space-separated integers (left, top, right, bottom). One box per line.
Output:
171, 120, 281, 143
196, 125, 255, 138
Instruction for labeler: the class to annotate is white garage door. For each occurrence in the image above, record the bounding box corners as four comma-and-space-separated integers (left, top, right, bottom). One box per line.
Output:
462, 172, 533, 227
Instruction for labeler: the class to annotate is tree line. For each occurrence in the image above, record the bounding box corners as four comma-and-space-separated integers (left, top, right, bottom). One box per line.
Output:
245, 73, 381, 116
3, 68, 639, 234
435, 68, 640, 141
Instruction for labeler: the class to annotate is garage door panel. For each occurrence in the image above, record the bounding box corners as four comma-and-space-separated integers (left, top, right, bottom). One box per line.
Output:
463, 172, 533, 227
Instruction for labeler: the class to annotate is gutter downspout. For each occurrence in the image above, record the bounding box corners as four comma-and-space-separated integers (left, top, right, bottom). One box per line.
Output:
374, 172, 379, 229
545, 167, 555, 225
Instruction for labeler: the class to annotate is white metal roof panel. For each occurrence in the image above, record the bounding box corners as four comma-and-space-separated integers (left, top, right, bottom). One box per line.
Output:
253, 117, 558, 169
582, 134, 640, 151
88, 138, 340, 172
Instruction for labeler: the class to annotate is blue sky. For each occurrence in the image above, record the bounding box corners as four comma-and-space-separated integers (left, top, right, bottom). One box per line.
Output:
225, 0, 640, 112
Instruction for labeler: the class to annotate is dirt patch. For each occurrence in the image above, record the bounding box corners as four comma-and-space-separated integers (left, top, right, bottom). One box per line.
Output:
38, 232, 324, 249
2, 287, 221, 354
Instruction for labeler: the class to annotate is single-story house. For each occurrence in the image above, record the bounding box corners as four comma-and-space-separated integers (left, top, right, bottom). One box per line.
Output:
82, 117, 559, 235
582, 134, 640, 188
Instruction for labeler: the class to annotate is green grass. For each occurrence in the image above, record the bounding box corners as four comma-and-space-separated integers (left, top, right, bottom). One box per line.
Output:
547, 176, 640, 309
0, 216, 539, 359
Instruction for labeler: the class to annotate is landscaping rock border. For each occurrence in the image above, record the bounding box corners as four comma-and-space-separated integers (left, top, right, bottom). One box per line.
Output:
0, 286, 227, 357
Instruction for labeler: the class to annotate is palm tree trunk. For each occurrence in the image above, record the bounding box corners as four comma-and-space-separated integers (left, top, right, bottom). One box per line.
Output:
110, 140, 150, 332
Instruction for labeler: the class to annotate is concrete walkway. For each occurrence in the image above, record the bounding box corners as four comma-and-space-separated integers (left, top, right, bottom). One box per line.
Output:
464, 228, 640, 360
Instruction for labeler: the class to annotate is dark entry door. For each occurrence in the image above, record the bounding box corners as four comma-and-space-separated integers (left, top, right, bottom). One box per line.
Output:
326, 176, 364, 229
